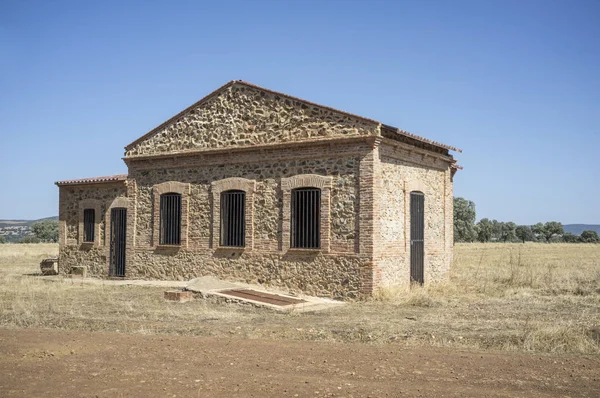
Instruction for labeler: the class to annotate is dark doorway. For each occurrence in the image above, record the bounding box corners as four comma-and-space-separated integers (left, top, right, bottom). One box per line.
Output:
110, 208, 127, 277
410, 192, 424, 285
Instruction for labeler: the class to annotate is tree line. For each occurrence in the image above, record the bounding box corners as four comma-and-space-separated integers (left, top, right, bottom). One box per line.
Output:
453, 197, 599, 243
0, 219, 59, 244
1, 202, 598, 245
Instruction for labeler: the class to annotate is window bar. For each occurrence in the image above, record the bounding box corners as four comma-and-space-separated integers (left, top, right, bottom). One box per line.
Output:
292, 190, 297, 248
233, 192, 237, 246
312, 189, 316, 248
304, 190, 309, 248
234, 192, 242, 246
293, 190, 297, 248
316, 190, 321, 247
234, 192, 239, 246
224, 193, 228, 246
301, 190, 304, 248
238, 192, 241, 245
222, 194, 225, 246
307, 190, 311, 248
231, 192, 234, 245
241, 192, 245, 246
313, 190, 317, 248
167, 194, 170, 244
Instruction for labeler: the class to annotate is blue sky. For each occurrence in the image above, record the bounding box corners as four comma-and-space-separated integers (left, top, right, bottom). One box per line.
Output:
1, 0, 598, 224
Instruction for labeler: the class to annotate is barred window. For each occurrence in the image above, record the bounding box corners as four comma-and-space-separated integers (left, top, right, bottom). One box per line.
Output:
160, 193, 181, 245
220, 190, 246, 247
83, 209, 95, 243
291, 188, 321, 249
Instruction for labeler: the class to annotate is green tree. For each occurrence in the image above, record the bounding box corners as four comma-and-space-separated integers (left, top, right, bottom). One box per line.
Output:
491, 220, 503, 241
453, 197, 477, 242
476, 218, 493, 242
500, 222, 517, 242
515, 225, 535, 243
0, 235, 5, 244
31, 219, 59, 243
543, 221, 564, 243
580, 230, 600, 243
531, 222, 545, 241
562, 233, 580, 243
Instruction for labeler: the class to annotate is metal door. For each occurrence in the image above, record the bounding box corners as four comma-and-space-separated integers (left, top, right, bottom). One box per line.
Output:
410, 192, 424, 285
109, 208, 127, 277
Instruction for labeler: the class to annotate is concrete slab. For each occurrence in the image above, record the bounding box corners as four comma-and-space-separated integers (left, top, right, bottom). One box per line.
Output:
185, 276, 239, 294
185, 276, 344, 313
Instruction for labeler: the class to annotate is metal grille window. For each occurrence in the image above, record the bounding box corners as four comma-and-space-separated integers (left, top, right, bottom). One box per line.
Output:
291, 188, 321, 249
220, 190, 246, 247
160, 193, 182, 245
410, 191, 425, 285
83, 209, 95, 243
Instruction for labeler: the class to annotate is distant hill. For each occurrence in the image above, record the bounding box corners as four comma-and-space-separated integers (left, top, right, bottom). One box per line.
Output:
563, 224, 600, 235
0, 216, 58, 242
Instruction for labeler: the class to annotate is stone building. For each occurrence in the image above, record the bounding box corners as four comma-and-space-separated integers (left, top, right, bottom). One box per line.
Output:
56, 80, 461, 298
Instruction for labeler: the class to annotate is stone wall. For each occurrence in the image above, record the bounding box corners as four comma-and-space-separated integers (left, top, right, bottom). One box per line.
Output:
125, 145, 366, 297
58, 182, 127, 275
125, 83, 379, 157
130, 147, 362, 254
59, 245, 107, 276
130, 250, 365, 299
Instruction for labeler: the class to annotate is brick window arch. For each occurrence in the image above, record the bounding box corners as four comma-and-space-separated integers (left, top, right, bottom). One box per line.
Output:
211, 177, 256, 250
290, 187, 321, 249
220, 189, 246, 247
152, 181, 190, 248
159, 193, 182, 245
78, 199, 102, 246
281, 174, 332, 252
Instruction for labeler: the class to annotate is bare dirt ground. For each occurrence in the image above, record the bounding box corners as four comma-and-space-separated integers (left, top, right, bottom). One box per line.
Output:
1, 243, 599, 396
1, 328, 599, 398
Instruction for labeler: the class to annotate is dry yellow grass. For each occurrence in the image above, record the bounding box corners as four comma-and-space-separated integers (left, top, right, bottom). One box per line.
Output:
0, 243, 598, 354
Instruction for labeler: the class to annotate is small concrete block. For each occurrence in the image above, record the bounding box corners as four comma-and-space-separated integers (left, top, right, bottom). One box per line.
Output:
164, 290, 193, 302
40, 258, 59, 275
71, 266, 87, 278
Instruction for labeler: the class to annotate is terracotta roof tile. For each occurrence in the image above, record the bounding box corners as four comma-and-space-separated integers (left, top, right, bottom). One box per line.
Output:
125, 80, 461, 154
55, 174, 128, 186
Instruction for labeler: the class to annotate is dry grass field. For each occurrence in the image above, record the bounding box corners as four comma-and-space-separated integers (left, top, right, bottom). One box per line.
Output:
0, 243, 598, 355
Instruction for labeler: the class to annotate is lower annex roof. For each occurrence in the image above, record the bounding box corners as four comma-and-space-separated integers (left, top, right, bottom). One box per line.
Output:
55, 174, 128, 186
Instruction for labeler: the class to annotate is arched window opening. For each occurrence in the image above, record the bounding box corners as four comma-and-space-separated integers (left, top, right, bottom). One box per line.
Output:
160, 193, 182, 245
83, 209, 95, 243
220, 190, 246, 247
291, 187, 321, 249
410, 191, 425, 285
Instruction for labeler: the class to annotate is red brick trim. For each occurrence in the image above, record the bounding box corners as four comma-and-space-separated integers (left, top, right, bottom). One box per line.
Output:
152, 181, 190, 248
281, 174, 333, 253
78, 199, 102, 247
211, 177, 256, 250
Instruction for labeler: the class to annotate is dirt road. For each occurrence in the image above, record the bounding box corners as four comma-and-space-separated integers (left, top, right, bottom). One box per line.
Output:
0, 328, 598, 397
